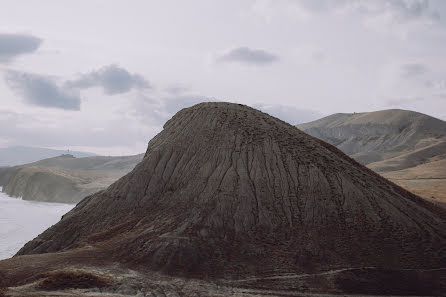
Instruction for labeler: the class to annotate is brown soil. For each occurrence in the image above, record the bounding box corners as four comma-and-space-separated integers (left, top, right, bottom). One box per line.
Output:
1, 103, 445, 296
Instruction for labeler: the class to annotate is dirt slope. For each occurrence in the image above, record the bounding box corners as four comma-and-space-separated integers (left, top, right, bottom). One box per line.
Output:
1, 103, 444, 296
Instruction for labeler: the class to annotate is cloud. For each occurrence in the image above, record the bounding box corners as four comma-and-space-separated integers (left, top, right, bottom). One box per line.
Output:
164, 95, 217, 114
252, 0, 439, 31
218, 47, 278, 65
132, 94, 218, 126
386, 96, 423, 106
426, 79, 446, 89
0, 108, 155, 155
350, 0, 439, 24
4, 70, 80, 110
291, 0, 438, 21
400, 63, 428, 78
0, 33, 42, 63
252, 103, 325, 124
67, 64, 150, 95
433, 93, 446, 100
135, 97, 321, 127
164, 84, 189, 95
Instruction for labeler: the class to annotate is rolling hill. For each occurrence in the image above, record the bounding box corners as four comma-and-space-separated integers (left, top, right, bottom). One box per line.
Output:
0, 153, 143, 203
297, 109, 446, 207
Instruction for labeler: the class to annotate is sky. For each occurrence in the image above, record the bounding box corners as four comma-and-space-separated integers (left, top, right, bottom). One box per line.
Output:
0, 0, 445, 155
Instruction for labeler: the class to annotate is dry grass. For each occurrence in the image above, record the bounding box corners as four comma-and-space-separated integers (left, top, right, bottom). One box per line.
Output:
375, 158, 446, 208
38, 270, 110, 290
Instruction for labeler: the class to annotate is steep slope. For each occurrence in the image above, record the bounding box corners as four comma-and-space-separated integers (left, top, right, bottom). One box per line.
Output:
297, 109, 446, 206
0, 154, 143, 203
0, 146, 96, 166
1, 103, 445, 296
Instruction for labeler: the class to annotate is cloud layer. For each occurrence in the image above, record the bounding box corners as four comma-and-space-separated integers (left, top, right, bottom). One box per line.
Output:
218, 47, 278, 65
252, 103, 324, 125
5, 71, 81, 110
67, 65, 150, 95
252, 0, 439, 32
400, 63, 428, 78
0, 33, 42, 63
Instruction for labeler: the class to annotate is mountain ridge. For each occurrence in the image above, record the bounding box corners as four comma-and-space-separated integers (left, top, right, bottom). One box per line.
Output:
0, 146, 96, 167
297, 108, 446, 207
0, 153, 143, 203
297, 109, 446, 163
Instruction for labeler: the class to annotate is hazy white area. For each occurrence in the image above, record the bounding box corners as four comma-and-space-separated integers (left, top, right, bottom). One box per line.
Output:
0, 187, 73, 260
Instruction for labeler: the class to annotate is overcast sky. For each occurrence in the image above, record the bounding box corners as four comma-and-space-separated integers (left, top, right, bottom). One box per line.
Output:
1, 0, 446, 155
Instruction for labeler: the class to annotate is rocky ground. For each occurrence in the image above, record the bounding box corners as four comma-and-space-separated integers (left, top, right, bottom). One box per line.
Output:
1, 248, 445, 296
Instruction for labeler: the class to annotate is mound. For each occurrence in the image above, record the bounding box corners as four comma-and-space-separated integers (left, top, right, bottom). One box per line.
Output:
17, 103, 446, 275
1, 103, 445, 296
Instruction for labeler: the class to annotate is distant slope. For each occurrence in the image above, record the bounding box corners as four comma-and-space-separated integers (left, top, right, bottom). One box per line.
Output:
0, 154, 144, 203
0, 146, 96, 166
379, 158, 446, 208
297, 109, 446, 165
3, 166, 91, 203
297, 109, 446, 206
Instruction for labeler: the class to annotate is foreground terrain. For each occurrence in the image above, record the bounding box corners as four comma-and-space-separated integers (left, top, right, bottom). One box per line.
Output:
1, 103, 445, 296
1, 253, 444, 296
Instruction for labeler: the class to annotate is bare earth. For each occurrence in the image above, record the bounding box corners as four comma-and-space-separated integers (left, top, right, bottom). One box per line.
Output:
1, 103, 445, 296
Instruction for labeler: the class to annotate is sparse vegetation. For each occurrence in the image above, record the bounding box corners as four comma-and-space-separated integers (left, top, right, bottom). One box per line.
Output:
38, 270, 110, 290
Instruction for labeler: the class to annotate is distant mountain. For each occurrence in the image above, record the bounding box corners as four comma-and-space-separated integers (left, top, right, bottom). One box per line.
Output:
0, 153, 144, 203
0, 146, 97, 166
297, 109, 446, 207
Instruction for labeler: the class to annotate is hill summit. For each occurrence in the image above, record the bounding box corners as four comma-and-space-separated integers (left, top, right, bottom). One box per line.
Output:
2, 102, 446, 296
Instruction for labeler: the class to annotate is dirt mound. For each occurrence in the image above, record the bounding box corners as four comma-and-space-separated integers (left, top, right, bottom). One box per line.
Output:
17, 103, 446, 276
2, 102, 445, 295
